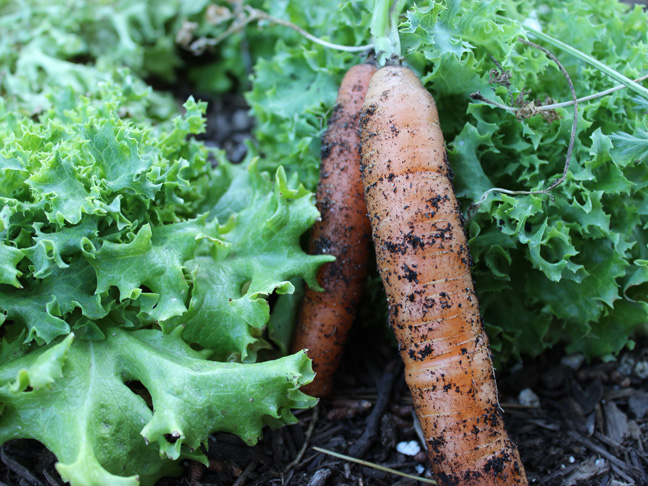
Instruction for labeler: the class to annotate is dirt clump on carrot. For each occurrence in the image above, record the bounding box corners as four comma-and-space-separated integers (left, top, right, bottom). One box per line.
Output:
359, 65, 528, 486
291, 63, 377, 397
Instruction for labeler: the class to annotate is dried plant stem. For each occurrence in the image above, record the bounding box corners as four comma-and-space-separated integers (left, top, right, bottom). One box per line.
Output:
525, 26, 648, 100
472, 73, 648, 112
231, 461, 257, 486
282, 405, 320, 475
470, 37, 579, 210
516, 38, 577, 192
312, 446, 437, 484
255, 8, 372, 53
189, 5, 372, 54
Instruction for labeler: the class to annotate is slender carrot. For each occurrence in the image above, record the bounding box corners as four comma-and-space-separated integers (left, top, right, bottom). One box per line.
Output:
291, 63, 377, 397
359, 65, 528, 486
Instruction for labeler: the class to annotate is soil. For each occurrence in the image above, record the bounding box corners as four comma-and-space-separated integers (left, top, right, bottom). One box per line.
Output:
2, 319, 647, 486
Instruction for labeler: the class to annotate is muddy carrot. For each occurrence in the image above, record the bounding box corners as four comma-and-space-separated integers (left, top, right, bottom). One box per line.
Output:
291, 63, 377, 397
358, 64, 528, 486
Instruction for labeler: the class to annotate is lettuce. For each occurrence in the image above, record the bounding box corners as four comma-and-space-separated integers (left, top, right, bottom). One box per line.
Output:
0, 76, 326, 483
0, 329, 315, 485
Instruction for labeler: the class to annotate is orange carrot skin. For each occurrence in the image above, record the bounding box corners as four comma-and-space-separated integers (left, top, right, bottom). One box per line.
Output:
359, 66, 527, 486
291, 63, 377, 397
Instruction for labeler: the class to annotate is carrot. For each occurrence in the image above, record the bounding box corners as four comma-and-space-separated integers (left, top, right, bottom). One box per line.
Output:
359, 65, 528, 486
291, 63, 377, 397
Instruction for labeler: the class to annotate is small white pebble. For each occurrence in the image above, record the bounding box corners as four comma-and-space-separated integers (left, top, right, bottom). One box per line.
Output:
569, 456, 575, 464
595, 458, 606, 467
396, 440, 421, 456
415, 464, 425, 475
561, 353, 585, 371
634, 361, 648, 379
618, 355, 635, 376
518, 388, 541, 407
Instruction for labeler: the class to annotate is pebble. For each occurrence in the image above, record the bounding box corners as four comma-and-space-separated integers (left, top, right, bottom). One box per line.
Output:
307, 468, 331, 486
617, 355, 635, 376
634, 360, 648, 379
561, 353, 585, 371
231, 109, 252, 132
396, 440, 421, 456
518, 388, 541, 407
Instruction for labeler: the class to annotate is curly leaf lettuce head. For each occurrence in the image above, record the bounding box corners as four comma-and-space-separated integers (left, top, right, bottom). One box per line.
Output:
0, 77, 324, 484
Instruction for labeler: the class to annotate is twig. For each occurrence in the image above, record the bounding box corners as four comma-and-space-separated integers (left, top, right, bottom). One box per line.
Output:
251, 7, 372, 53
541, 74, 648, 109
610, 462, 639, 485
470, 92, 517, 112
0, 447, 45, 486
231, 461, 258, 486
471, 74, 648, 112
523, 24, 648, 100
189, 5, 372, 54
312, 446, 437, 484
348, 359, 401, 458
567, 430, 641, 479
468, 37, 579, 213
282, 405, 320, 474
538, 462, 579, 483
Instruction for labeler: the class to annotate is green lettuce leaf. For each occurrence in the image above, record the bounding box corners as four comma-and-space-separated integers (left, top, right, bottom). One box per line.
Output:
0, 328, 315, 486
177, 163, 333, 362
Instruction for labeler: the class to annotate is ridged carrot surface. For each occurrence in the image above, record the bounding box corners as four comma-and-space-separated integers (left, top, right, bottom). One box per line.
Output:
291, 63, 377, 397
359, 65, 527, 486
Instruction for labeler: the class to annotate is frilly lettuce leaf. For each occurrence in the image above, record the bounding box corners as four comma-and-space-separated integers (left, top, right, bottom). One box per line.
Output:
0, 0, 210, 115
0, 329, 315, 486
4, 0, 648, 483
244, 1, 372, 188
176, 163, 333, 362
397, 0, 648, 360
0, 58, 325, 484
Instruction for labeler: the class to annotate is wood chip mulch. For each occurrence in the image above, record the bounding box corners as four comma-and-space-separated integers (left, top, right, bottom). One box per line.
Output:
3, 326, 646, 486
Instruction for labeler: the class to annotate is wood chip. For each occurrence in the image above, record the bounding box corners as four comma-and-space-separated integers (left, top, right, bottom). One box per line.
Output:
563, 456, 608, 485
629, 392, 648, 420
307, 468, 332, 486
603, 401, 629, 443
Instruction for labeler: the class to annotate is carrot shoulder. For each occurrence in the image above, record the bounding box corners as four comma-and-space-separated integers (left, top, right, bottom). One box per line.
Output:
359, 65, 527, 485
291, 63, 377, 397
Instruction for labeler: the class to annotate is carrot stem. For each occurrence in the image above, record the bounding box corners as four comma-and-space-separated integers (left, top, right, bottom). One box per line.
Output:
189, 5, 373, 54
370, 0, 404, 64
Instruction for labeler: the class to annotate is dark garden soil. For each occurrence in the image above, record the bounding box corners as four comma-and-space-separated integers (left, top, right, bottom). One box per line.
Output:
2, 321, 647, 486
